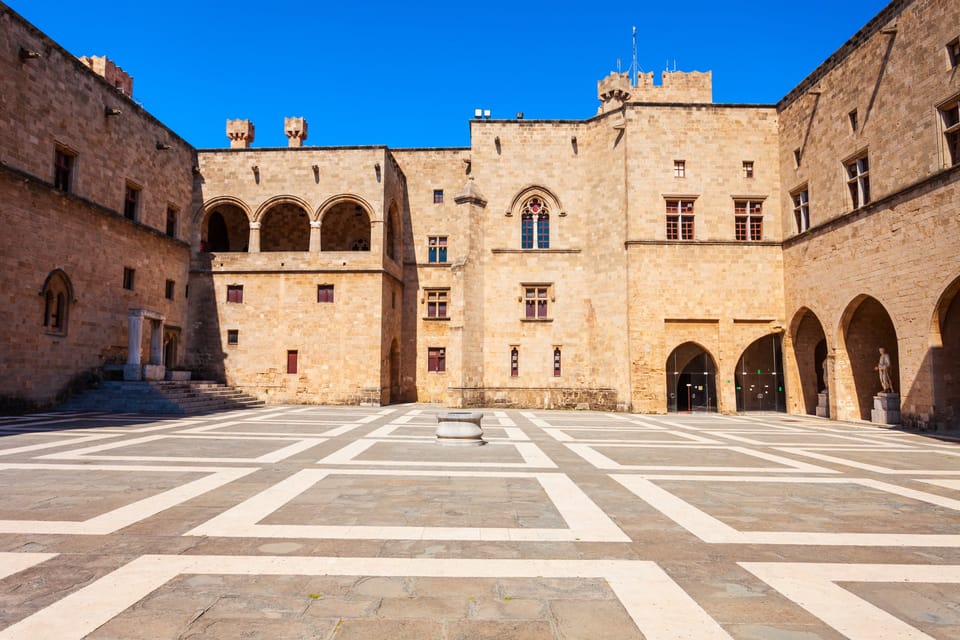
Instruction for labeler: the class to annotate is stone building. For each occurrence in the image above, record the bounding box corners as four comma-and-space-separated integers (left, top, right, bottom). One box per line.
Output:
1, 0, 958, 427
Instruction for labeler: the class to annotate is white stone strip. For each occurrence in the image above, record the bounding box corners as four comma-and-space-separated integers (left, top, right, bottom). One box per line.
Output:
609, 569, 732, 639
503, 427, 527, 440
0, 464, 257, 535
245, 407, 299, 421
544, 428, 574, 442
36, 434, 325, 464
546, 428, 719, 445
777, 447, 960, 475
918, 478, 960, 491
176, 421, 362, 438
566, 443, 835, 473
0, 434, 121, 458
613, 474, 960, 547
740, 562, 958, 640
187, 469, 625, 541
712, 432, 910, 448
316, 439, 557, 468
0, 552, 57, 580
0, 555, 730, 640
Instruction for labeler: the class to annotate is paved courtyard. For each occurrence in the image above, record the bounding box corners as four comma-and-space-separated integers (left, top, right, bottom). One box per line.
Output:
0, 406, 958, 639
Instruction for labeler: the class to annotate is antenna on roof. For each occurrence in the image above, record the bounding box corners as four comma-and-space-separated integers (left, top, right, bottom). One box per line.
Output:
616, 57, 622, 74
630, 26, 638, 86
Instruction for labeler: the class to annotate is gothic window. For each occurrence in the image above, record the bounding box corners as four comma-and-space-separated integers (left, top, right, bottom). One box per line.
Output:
510, 347, 519, 377
553, 347, 562, 377
520, 196, 550, 249
41, 270, 72, 336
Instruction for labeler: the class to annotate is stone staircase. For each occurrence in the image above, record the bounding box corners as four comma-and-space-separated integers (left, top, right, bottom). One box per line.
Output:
58, 380, 265, 415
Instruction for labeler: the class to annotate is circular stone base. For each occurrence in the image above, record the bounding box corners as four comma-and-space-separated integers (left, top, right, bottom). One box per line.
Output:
436, 411, 486, 446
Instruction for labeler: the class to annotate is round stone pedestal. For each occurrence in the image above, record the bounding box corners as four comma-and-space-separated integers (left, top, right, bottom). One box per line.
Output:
436, 411, 485, 446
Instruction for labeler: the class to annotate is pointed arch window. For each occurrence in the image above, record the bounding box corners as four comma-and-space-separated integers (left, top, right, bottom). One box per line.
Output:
41, 270, 73, 336
521, 196, 550, 249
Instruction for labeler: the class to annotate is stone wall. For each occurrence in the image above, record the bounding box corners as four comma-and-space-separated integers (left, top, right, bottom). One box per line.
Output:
778, 0, 960, 425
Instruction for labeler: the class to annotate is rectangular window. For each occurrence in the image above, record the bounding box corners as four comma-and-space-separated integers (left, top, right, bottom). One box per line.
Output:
742, 161, 754, 178
227, 284, 244, 303
948, 37, 960, 68
793, 148, 802, 167
165, 207, 178, 238
53, 147, 75, 193
122, 267, 135, 290
123, 183, 140, 221
553, 347, 562, 377
845, 155, 870, 208
848, 109, 859, 132
227, 330, 239, 345
433, 189, 444, 204
665, 200, 695, 241
940, 98, 960, 167
674, 160, 685, 178
792, 188, 810, 233
287, 350, 298, 374
165, 280, 175, 300
427, 236, 448, 263
428, 347, 446, 372
524, 286, 549, 319
510, 347, 519, 377
317, 284, 334, 303
734, 200, 764, 241
425, 289, 449, 318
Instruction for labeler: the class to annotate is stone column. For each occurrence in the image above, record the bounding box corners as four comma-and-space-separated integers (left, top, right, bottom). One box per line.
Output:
309, 220, 322, 252
149, 319, 163, 365
248, 221, 261, 253
123, 310, 144, 380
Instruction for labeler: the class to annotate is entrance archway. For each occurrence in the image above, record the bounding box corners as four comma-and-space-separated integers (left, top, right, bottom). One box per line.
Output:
735, 334, 785, 412
932, 276, 960, 428
840, 296, 899, 420
260, 202, 310, 251
789, 308, 828, 415
665, 343, 718, 412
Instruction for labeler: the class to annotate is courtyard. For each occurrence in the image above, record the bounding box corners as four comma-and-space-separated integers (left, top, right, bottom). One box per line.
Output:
0, 405, 957, 639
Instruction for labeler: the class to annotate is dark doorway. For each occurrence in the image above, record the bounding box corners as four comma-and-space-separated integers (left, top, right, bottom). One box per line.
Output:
735, 334, 785, 412
666, 343, 718, 412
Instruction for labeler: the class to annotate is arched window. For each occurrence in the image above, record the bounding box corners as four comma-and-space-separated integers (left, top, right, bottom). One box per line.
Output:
41, 270, 73, 336
521, 196, 549, 249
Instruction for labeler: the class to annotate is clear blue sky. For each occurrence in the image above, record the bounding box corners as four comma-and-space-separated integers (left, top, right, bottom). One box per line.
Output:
12, 0, 891, 149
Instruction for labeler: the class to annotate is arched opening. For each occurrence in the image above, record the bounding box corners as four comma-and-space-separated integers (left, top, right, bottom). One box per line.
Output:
260, 202, 310, 252
735, 333, 785, 412
389, 338, 400, 403
841, 296, 899, 420
932, 277, 960, 428
40, 269, 73, 336
385, 203, 401, 263
321, 201, 371, 251
202, 205, 249, 252
163, 327, 180, 369
665, 343, 718, 412
790, 308, 828, 415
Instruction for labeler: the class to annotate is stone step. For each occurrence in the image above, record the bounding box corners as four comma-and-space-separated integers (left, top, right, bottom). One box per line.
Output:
57, 380, 264, 415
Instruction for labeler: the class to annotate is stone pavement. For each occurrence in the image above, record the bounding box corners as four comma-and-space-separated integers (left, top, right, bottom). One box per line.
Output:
0, 406, 958, 639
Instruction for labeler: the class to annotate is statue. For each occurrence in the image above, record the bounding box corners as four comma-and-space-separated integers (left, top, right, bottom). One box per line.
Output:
875, 347, 894, 393
821, 357, 828, 392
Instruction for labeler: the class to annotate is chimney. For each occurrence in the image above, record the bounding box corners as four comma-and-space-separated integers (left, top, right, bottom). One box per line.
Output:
226, 119, 255, 149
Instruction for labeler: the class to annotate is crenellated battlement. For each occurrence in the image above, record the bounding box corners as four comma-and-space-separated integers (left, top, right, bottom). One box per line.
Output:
78, 55, 133, 97
598, 69, 712, 113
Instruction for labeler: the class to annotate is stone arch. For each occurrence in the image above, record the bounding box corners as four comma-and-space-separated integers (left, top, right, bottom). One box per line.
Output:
930, 272, 960, 428
198, 197, 251, 252
40, 268, 74, 336
837, 295, 899, 420
385, 200, 401, 263
257, 198, 311, 252
734, 332, 785, 412
665, 342, 718, 412
789, 307, 829, 415
318, 196, 373, 252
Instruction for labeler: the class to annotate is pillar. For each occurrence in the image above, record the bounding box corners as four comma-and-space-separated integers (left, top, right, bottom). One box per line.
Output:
248, 221, 261, 253
309, 220, 322, 252
123, 311, 144, 380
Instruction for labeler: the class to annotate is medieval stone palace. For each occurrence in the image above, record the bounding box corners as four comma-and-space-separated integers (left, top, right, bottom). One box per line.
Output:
1, 0, 958, 426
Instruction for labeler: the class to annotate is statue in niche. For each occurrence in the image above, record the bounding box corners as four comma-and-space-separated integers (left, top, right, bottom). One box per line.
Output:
821, 357, 829, 392
875, 347, 894, 394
